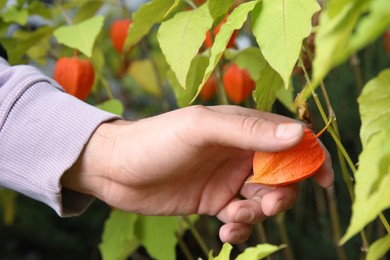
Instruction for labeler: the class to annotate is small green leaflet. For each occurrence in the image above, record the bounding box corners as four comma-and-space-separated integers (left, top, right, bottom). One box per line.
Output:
358, 69, 390, 147
96, 99, 124, 116
192, 0, 259, 103
251, 0, 320, 88
209, 243, 284, 260
236, 244, 286, 260
54, 16, 104, 57
211, 243, 232, 260
366, 234, 390, 260
124, 0, 178, 51
99, 210, 139, 260
158, 3, 213, 88
135, 216, 179, 260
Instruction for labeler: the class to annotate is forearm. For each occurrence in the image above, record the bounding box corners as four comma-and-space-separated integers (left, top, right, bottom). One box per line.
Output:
0, 58, 119, 216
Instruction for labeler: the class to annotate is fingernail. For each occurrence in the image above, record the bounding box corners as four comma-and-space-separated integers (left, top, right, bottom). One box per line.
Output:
275, 123, 303, 140
235, 208, 253, 222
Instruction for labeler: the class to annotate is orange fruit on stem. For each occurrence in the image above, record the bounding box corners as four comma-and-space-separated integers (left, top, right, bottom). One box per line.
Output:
54, 57, 95, 100
248, 127, 326, 186
200, 73, 218, 101
222, 63, 255, 104
110, 19, 132, 54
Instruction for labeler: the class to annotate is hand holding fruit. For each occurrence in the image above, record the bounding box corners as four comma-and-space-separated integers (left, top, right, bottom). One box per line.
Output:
61, 105, 333, 244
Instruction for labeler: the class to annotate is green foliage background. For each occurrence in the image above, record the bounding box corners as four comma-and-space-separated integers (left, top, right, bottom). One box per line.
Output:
0, 0, 390, 259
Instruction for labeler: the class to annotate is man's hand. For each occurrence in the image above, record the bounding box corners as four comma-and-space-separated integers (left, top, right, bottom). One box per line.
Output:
61, 105, 333, 244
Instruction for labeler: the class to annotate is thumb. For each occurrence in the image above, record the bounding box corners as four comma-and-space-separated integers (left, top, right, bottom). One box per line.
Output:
200, 108, 304, 152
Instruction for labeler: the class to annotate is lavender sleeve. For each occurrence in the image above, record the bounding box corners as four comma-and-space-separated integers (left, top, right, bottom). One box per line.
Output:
0, 58, 120, 216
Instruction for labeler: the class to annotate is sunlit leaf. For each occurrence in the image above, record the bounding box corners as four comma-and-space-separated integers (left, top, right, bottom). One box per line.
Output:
340, 129, 390, 244
168, 54, 209, 107
251, 0, 320, 88
135, 216, 179, 260
158, 4, 213, 88
192, 0, 258, 102
358, 68, 390, 147
129, 59, 162, 96
208, 0, 235, 24
54, 16, 104, 57
96, 99, 124, 116
1, 5, 28, 25
367, 235, 390, 260
253, 61, 284, 112
236, 244, 286, 260
99, 210, 139, 260
124, 0, 177, 51
211, 243, 232, 260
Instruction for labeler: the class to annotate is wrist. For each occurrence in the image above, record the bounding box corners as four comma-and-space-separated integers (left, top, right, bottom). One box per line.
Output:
61, 119, 129, 200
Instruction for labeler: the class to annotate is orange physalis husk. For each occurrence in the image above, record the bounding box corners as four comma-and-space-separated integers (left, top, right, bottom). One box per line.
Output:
248, 128, 326, 186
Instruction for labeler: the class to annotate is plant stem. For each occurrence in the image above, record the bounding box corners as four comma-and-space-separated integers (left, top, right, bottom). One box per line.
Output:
175, 231, 193, 260
275, 213, 294, 260
326, 186, 348, 260
183, 216, 209, 257
299, 42, 370, 251
215, 65, 229, 105
379, 213, 390, 235
100, 75, 114, 100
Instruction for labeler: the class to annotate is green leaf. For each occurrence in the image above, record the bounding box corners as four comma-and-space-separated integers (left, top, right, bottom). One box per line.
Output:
348, 0, 390, 54
208, 0, 235, 24
135, 216, 179, 260
2, 26, 53, 65
211, 243, 233, 260
28, 1, 53, 19
1, 5, 28, 25
96, 99, 124, 116
158, 3, 213, 88
367, 235, 390, 260
358, 68, 390, 147
251, 0, 320, 88
297, 0, 369, 105
253, 62, 284, 112
236, 244, 286, 260
129, 59, 163, 96
0, 0, 6, 11
192, 0, 258, 103
99, 210, 139, 260
168, 54, 209, 107
276, 81, 296, 113
226, 47, 267, 81
124, 0, 178, 51
340, 129, 390, 244
73, 1, 104, 24
54, 16, 104, 57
